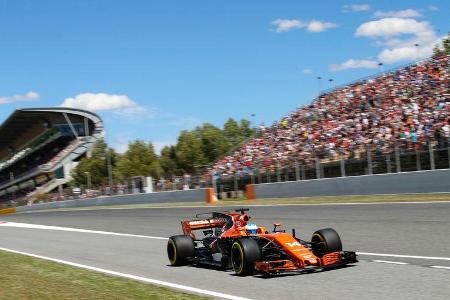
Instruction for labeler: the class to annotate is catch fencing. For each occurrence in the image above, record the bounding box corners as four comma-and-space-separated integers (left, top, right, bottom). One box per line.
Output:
214, 144, 450, 198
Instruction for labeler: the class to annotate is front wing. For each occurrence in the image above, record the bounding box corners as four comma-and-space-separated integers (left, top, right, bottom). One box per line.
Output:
255, 251, 358, 274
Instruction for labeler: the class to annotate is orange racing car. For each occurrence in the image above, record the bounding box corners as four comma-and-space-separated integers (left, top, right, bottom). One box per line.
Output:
167, 208, 357, 276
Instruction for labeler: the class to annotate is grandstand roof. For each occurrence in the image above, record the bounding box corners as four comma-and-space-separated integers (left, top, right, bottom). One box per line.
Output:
0, 107, 103, 160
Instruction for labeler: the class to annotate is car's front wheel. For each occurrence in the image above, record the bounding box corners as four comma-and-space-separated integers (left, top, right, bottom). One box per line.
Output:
311, 228, 342, 257
231, 238, 260, 276
167, 235, 195, 266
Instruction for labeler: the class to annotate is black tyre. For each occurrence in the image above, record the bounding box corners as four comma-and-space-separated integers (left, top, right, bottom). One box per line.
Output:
311, 228, 342, 257
167, 235, 195, 266
231, 238, 261, 276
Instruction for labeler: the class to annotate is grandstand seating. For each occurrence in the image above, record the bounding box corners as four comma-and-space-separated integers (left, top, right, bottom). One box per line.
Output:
0, 108, 104, 205
211, 55, 450, 177
0, 136, 74, 186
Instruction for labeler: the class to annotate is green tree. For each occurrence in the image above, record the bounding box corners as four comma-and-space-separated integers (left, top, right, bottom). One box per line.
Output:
223, 118, 255, 147
175, 131, 206, 173
433, 32, 450, 56
115, 140, 162, 179
71, 139, 116, 186
239, 119, 255, 139
195, 123, 229, 163
223, 118, 242, 146
160, 145, 179, 175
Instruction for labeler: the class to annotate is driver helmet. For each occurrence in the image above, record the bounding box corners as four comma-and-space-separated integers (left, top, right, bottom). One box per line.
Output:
245, 223, 258, 235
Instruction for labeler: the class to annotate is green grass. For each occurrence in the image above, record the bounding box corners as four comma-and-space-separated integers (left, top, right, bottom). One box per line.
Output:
0, 250, 210, 300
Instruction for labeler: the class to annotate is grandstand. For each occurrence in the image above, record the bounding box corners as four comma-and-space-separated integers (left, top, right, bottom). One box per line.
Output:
0, 108, 104, 206
211, 55, 450, 178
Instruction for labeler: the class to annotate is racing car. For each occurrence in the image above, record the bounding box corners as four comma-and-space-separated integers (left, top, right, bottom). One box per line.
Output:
167, 208, 357, 276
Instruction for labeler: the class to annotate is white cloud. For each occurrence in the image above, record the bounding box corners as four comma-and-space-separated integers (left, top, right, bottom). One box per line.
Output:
271, 19, 337, 33
378, 37, 444, 64
271, 19, 305, 32
307, 20, 337, 33
61, 93, 147, 114
373, 9, 422, 18
303, 68, 313, 74
330, 59, 379, 71
356, 18, 430, 38
343, 4, 370, 12
0, 91, 40, 104
428, 5, 439, 11
355, 17, 439, 64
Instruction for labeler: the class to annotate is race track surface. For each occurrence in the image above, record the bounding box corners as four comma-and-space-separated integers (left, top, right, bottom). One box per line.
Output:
1, 202, 450, 299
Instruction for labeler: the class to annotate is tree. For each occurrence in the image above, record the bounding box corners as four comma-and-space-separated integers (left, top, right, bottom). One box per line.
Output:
115, 140, 162, 179
160, 145, 179, 175
223, 118, 242, 146
223, 118, 255, 147
71, 139, 116, 186
239, 119, 255, 139
175, 130, 206, 173
433, 32, 450, 56
194, 123, 229, 163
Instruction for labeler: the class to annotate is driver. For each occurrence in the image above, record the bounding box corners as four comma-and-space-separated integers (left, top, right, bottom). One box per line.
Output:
245, 223, 258, 235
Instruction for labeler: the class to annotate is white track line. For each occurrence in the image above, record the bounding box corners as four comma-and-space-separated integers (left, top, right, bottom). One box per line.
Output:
3, 222, 450, 263
0, 222, 168, 240
358, 252, 450, 261
429, 266, 450, 270
0, 247, 251, 300
373, 260, 408, 265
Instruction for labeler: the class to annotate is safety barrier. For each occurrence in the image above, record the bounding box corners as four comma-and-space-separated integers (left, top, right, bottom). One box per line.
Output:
15, 188, 216, 213
245, 169, 450, 199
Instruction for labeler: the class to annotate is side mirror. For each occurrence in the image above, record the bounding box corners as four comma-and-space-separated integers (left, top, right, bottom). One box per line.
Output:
273, 223, 285, 233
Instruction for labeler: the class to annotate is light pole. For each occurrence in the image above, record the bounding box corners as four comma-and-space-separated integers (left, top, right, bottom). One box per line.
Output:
414, 43, 420, 58
328, 78, 335, 89
106, 149, 113, 187
84, 171, 91, 190
378, 62, 384, 75
316, 76, 323, 95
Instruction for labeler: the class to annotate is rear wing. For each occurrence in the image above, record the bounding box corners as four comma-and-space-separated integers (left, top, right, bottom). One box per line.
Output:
181, 219, 227, 238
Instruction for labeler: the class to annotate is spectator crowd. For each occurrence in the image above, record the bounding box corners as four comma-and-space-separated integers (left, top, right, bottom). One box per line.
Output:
211, 55, 450, 177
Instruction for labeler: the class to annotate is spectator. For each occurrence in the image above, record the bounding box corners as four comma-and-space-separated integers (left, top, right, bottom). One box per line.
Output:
211, 55, 450, 177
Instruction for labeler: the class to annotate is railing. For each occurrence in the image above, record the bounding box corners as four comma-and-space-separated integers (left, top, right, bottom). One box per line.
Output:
212, 143, 450, 198
40, 139, 83, 171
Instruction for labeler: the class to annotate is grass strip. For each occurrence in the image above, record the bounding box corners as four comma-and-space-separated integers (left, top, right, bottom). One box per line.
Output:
0, 250, 209, 300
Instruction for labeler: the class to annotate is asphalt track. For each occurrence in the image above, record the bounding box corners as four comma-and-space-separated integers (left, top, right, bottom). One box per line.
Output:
1, 202, 450, 299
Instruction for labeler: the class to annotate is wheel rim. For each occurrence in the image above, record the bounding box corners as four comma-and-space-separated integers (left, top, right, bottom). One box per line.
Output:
231, 243, 244, 273
312, 233, 326, 257
167, 239, 176, 264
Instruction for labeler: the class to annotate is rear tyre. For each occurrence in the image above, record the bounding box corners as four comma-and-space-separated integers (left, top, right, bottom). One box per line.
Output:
311, 228, 342, 257
231, 238, 260, 276
167, 235, 195, 266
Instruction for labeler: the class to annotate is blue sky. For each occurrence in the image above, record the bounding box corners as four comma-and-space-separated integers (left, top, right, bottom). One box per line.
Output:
0, 0, 448, 152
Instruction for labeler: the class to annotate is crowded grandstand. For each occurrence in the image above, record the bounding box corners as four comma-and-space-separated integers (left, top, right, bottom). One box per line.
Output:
0, 108, 104, 206
210, 55, 450, 178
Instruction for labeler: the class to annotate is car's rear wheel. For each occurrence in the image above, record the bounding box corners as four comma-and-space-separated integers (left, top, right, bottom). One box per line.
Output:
231, 238, 260, 276
167, 235, 195, 266
311, 228, 342, 257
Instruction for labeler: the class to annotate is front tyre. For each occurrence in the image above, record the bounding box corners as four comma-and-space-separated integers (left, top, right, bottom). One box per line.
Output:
231, 238, 260, 276
167, 235, 195, 266
311, 228, 342, 257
